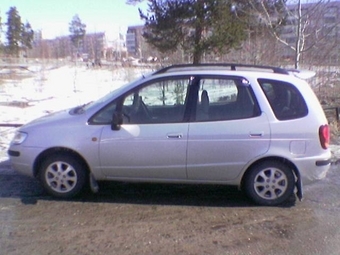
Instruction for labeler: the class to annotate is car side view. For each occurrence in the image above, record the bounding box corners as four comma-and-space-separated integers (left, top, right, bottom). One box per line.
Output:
8, 63, 331, 206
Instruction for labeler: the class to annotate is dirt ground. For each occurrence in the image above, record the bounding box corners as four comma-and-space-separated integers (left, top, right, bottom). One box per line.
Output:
1, 160, 340, 255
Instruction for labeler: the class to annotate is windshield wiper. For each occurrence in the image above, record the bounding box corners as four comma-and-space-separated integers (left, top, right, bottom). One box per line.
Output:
70, 102, 92, 115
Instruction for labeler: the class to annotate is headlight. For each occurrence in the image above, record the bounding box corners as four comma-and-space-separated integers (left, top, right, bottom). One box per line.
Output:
12, 131, 28, 145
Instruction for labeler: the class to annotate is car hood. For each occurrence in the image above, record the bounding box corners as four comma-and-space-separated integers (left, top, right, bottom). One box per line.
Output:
20, 108, 85, 130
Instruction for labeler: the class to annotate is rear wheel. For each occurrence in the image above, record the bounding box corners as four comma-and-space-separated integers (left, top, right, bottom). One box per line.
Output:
39, 154, 87, 198
244, 161, 295, 206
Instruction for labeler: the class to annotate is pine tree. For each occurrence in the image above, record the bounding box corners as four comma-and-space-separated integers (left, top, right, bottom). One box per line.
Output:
134, 0, 288, 64
0, 11, 3, 49
139, 0, 251, 64
21, 22, 34, 50
69, 15, 86, 53
6, 6, 22, 57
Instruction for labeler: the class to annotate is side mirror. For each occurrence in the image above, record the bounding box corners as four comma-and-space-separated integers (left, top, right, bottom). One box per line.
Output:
111, 112, 123, 130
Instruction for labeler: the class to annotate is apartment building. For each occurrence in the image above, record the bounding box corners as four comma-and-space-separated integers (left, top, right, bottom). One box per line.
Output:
126, 25, 144, 58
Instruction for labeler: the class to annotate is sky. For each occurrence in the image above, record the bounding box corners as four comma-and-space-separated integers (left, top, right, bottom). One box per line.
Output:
0, 0, 333, 41
0, 0, 147, 40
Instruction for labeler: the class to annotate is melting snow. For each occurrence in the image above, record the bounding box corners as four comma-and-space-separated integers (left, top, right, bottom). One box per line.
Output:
0, 64, 151, 161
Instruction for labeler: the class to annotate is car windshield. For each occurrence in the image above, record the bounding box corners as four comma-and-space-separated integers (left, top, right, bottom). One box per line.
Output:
69, 88, 119, 115
69, 77, 148, 115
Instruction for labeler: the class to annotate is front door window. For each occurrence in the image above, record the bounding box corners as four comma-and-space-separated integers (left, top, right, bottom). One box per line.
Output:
122, 78, 188, 124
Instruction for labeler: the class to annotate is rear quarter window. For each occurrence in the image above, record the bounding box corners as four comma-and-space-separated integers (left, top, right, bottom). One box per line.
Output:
258, 78, 308, 120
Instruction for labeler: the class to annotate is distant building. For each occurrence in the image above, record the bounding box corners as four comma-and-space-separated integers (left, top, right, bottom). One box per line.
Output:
82, 32, 107, 61
108, 33, 127, 60
126, 25, 144, 58
33, 30, 42, 44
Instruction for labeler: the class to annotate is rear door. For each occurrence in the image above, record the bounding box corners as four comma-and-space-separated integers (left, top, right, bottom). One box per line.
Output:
187, 76, 271, 181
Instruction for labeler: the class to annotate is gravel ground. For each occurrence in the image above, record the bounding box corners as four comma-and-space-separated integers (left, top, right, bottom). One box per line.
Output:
1, 159, 340, 255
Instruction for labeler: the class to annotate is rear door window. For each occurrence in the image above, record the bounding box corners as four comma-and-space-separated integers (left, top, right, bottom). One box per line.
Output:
258, 78, 308, 120
195, 77, 260, 121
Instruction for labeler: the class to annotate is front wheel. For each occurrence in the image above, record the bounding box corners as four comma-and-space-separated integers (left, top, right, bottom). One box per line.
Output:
244, 161, 295, 206
39, 154, 87, 198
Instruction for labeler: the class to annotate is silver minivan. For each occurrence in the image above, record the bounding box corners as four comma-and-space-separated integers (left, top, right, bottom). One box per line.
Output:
8, 64, 331, 206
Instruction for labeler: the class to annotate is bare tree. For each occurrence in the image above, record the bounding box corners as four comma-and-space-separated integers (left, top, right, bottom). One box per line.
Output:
248, 0, 338, 68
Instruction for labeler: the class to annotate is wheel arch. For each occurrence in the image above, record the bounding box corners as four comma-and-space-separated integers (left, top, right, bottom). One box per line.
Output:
33, 147, 91, 178
241, 156, 301, 197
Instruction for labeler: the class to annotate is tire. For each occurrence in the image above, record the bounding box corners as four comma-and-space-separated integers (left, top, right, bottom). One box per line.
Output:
39, 154, 87, 198
244, 161, 295, 206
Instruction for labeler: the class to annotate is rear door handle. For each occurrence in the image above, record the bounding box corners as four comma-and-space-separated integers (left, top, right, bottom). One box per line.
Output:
167, 133, 183, 139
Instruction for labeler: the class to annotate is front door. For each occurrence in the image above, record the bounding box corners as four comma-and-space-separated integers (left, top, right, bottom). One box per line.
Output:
97, 77, 191, 180
99, 123, 188, 180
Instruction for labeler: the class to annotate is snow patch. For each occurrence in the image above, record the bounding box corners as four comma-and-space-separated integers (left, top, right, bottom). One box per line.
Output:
0, 64, 149, 161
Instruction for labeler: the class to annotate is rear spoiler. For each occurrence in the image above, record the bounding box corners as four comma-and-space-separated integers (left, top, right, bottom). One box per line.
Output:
287, 69, 316, 79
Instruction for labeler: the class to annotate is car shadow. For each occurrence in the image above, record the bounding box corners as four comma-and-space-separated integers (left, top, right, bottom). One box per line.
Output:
0, 159, 296, 208
85, 181, 253, 207
81, 181, 296, 208
29, 180, 294, 208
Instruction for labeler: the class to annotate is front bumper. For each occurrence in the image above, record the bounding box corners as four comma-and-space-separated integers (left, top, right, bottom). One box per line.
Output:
7, 146, 44, 178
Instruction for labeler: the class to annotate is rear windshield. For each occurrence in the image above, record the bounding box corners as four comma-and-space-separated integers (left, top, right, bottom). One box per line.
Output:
258, 79, 308, 120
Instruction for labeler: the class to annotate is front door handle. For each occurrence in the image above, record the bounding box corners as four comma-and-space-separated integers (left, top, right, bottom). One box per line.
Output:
249, 131, 264, 137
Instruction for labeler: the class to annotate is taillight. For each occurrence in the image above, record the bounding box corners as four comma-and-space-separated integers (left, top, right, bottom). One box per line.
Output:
319, 124, 330, 149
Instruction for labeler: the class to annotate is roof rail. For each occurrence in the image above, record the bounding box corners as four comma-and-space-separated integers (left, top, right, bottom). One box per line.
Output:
154, 63, 290, 75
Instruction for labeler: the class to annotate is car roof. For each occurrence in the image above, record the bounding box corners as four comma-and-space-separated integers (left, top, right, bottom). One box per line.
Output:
151, 63, 315, 80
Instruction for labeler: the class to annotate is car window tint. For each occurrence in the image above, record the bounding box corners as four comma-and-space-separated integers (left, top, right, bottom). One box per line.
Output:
195, 77, 260, 121
123, 78, 189, 124
258, 78, 308, 120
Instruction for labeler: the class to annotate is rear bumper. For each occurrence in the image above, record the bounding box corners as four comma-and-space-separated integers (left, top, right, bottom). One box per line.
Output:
316, 158, 332, 166
296, 155, 331, 185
